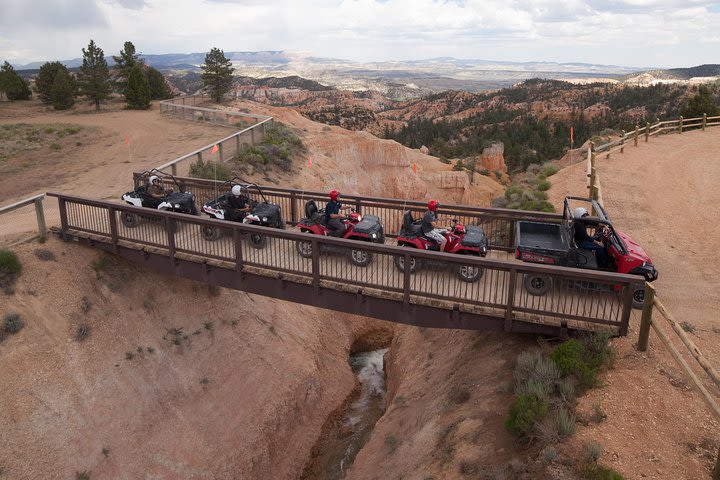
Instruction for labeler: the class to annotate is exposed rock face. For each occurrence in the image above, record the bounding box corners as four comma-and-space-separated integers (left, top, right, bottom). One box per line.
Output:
480, 142, 506, 172
419, 145, 429, 155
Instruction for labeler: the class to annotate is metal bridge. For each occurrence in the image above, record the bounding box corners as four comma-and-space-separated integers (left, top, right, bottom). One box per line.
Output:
48, 176, 642, 336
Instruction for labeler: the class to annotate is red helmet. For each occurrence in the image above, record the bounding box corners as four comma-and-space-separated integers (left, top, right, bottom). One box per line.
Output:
329, 189, 339, 201
428, 199, 438, 212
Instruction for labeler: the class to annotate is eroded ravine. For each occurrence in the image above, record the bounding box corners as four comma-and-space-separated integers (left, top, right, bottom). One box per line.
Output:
301, 348, 389, 480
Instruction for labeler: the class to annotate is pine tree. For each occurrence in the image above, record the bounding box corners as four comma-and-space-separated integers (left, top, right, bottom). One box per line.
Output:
50, 67, 76, 110
201, 47, 234, 103
113, 41, 141, 96
125, 63, 151, 109
0, 61, 31, 101
36, 61, 71, 104
77, 39, 111, 111
682, 85, 719, 118
146, 66, 173, 100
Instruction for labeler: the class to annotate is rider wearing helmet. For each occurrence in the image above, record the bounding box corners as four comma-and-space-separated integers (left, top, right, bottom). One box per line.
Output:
325, 189, 351, 237
572, 207, 609, 267
147, 175, 167, 199
421, 199, 449, 252
227, 184, 252, 222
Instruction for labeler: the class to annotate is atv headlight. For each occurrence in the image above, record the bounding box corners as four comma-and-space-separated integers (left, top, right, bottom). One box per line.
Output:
175, 204, 180, 209
263, 217, 268, 222
371, 233, 377, 239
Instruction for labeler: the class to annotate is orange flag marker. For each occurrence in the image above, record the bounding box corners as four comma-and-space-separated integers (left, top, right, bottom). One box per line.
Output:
308, 156, 312, 168
211, 144, 219, 154
412, 163, 417, 173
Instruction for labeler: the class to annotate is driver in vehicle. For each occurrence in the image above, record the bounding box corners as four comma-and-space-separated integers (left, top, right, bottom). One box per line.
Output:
422, 199, 449, 252
573, 207, 609, 267
325, 189, 351, 237
147, 175, 167, 199
227, 185, 252, 222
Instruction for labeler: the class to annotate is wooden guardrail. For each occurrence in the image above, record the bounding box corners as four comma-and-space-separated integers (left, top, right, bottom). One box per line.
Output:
0, 194, 47, 245
157, 94, 274, 176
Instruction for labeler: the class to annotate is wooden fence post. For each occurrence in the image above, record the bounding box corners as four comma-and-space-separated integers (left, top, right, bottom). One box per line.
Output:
620, 130, 625, 153
218, 142, 224, 162
34, 197, 47, 242
637, 283, 655, 351
679, 116, 683, 133
634, 125, 639, 146
703, 113, 707, 131
645, 122, 650, 142
713, 447, 720, 480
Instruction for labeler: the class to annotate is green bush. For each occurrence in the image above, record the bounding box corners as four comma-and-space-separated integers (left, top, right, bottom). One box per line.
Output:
4, 312, 24, 334
583, 463, 624, 480
189, 158, 231, 181
505, 394, 548, 436
536, 179, 551, 191
541, 165, 559, 178
0, 249, 22, 275
550, 339, 583, 375
235, 122, 306, 173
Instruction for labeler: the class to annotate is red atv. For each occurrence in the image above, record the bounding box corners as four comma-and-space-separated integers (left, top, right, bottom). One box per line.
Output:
515, 196, 658, 308
393, 211, 488, 282
295, 200, 386, 266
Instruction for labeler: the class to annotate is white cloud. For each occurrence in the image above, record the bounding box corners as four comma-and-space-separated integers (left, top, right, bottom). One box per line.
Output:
1, 0, 719, 68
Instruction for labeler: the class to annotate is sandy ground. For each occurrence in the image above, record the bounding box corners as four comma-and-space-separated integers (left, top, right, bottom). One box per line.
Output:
548, 128, 720, 479
1, 97, 719, 479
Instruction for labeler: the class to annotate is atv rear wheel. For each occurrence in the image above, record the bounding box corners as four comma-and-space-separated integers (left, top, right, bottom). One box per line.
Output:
200, 225, 222, 241
631, 287, 645, 309
120, 212, 138, 228
457, 264, 483, 283
296, 240, 313, 258
394, 254, 422, 273
523, 274, 553, 296
349, 249, 372, 267
248, 233, 267, 249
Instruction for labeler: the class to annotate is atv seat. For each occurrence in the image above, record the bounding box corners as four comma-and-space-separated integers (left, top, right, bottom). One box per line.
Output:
303, 200, 326, 225
576, 248, 599, 270
399, 211, 423, 238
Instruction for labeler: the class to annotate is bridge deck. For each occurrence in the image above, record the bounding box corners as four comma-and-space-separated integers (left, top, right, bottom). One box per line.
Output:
51, 193, 641, 336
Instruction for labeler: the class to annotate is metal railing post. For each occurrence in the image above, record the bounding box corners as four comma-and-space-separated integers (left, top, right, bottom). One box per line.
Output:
34, 197, 47, 242
637, 283, 655, 351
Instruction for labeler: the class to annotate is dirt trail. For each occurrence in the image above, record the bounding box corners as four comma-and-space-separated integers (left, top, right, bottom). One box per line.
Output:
548, 128, 720, 479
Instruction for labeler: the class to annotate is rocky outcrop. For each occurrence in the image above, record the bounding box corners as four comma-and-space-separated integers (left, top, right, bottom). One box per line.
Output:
479, 142, 507, 173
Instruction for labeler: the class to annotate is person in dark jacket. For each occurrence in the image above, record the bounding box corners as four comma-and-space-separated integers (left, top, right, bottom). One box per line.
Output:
325, 189, 351, 237
421, 199, 449, 252
573, 207, 609, 267
226, 184, 252, 222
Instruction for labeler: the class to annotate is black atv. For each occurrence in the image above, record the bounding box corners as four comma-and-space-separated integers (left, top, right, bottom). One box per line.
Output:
200, 180, 284, 249
120, 170, 198, 228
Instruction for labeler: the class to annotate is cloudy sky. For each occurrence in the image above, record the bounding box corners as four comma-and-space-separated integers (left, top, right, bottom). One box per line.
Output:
1, 0, 719, 68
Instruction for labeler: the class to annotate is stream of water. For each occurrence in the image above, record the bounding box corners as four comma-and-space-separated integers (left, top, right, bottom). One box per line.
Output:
301, 348, 388, 480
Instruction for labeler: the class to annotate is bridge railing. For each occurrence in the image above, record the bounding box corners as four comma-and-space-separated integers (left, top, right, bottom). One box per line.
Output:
49, 193, 640, 334
132, 173, 562, 252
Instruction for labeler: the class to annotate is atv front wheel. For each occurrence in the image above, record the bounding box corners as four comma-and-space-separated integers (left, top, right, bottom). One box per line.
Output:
248, 233, 267, 250
631, 287, 645, 309
523, 274, 553, 296
296, 240, 313, 258
457, 264, 483, 283
349, 249, 372, 267
200, 225, 222, 241
394, 254, 422, 273
120, 212, 138, 228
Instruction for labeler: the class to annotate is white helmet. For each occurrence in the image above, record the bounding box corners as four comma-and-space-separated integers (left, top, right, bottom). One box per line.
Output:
231, 185, 242, 196
149, 175, 160, 184
573, 207, 589, 219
